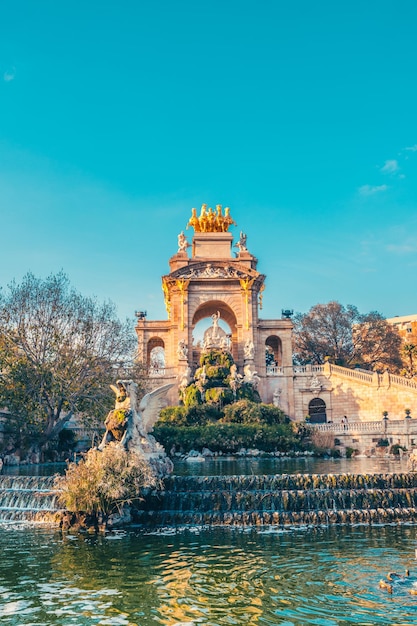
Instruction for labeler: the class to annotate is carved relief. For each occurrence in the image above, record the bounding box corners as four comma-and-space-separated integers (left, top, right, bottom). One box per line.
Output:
170, 262, 262, 282
310, 375, 322, 394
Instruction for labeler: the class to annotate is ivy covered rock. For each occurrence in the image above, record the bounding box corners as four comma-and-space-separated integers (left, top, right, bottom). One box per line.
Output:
182, 348, 259, 408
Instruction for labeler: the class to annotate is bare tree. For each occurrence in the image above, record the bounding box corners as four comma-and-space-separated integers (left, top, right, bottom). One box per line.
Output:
0, 272, 140, 450
293, 301, 402, 371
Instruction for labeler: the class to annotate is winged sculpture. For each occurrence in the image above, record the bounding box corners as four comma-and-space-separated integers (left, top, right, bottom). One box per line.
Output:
98, 380, 174, 455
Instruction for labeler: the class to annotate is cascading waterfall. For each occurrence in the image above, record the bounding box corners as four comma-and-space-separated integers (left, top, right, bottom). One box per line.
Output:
136, 472, 417, 528
2, 472, 417, 526
0, 475, 62, 523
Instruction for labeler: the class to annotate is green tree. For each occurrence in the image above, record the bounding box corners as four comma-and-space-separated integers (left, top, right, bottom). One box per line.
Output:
402, 342, 417, 377
293, 301, 402, 371
0, 272, 138, 451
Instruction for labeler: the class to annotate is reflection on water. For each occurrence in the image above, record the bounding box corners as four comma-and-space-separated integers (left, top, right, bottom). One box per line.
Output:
1, 463, 67, 477
0, 455, 415, 624
173, 455, 410, 477
0, 455, 409, 478
1, 524, 417, 625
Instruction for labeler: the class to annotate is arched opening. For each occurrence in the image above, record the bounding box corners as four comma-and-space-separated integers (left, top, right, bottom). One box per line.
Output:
265, 335, 282, 369
308, 398, 327, 424
147, 338, 165, 376
193, 317, 232, 347
191, 301, 237, 366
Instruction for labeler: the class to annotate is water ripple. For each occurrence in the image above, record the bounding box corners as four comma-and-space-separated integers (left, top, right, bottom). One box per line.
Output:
1, 525, 417, 624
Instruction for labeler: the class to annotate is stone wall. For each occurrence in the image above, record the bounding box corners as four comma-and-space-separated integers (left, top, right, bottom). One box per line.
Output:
287, 363, 417, 422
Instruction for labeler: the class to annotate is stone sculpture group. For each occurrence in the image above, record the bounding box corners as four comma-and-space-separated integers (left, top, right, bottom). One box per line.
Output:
98, 379, 174, 477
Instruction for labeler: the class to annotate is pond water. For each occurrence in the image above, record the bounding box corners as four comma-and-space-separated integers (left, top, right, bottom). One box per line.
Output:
1, 456, 416, 625
172, 455, 410, 477
1, 455, 409, 477
1, 524, 417, 625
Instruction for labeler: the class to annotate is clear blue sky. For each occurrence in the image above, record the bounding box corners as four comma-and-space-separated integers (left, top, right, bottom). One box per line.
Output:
1, 0, 416, 323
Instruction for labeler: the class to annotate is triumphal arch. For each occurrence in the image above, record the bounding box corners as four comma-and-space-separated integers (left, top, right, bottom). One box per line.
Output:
135, 204, 295, 414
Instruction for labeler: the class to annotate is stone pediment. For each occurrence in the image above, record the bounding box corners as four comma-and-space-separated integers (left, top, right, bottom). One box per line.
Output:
165, 261, 264, 284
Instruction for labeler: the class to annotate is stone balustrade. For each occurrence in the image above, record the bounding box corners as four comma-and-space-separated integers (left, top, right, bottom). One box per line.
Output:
389, 373, 417, 389
149, 367, 167, 377
263, 362, 417, 395
312, 421, 383, 434
312, 418, 417, 436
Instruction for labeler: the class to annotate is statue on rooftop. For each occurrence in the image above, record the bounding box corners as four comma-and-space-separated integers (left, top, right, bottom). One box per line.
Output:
177, 231, 190, 253
186, 204, 237, 233
222, 206, 237, 231
187, 207, 201, 232
235, 231, 247, 253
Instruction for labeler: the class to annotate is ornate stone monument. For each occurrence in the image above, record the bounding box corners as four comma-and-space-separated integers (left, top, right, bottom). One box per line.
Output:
135, 204, 294, 414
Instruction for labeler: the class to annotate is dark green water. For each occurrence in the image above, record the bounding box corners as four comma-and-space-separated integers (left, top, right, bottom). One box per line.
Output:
1, 456, 407, 476
0, 455, 409, 477
173, 455, 410, 477
1, 524, 417, 625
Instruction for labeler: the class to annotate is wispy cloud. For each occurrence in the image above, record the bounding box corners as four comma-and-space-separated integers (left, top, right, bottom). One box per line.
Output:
3, 67, 16, 82
386, 240, 417, 254
380, 159, 399, 174
405, 144, 417, 152
358, 184, 388, 196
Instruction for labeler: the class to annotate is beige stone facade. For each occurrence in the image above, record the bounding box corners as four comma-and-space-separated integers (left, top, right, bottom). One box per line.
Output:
136, 207, 417, 427
387, 313, 417, 341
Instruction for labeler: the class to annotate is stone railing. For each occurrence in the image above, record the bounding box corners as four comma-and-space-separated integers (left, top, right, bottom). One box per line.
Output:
389, 373, 417, 389
148, 367, 178, 379
326, 364, 375, 384
266, 363, 417, 393
148, 367, 166, 378
312, 421, 384, 434
312, 418, 417, 436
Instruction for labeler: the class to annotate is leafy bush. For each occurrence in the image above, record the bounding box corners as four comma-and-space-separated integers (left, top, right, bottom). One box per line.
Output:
205, 365, 230, 381
345, 446, 359, 458
200, 350, 234, 368
183, 385, 202, 407
222, 399, 286, 425
390, 443, 406, 455
235, 383, 261, 403
204, 387, 234, 405
153, 422, 301, 454
54, 443, 158, 517
158, 405, 188, 426
158, 404, 221, 427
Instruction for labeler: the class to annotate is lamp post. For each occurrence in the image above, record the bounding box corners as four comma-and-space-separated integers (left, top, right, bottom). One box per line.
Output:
382, 411, 389, 440
405, 409, 412, 450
